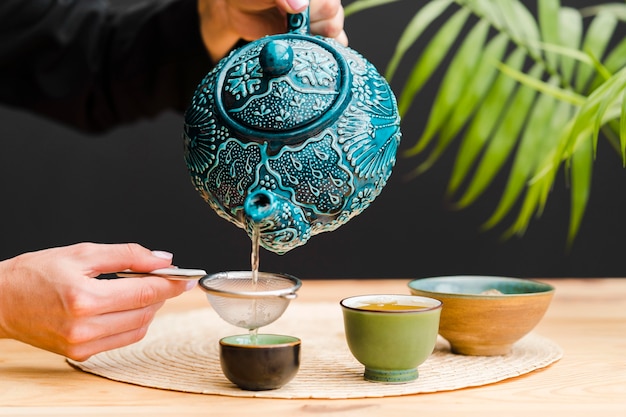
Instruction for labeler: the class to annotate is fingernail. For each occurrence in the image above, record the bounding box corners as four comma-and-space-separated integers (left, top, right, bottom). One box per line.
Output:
287, 0, 308, 11
151, 250, 173, 260
185, 280, 197, 291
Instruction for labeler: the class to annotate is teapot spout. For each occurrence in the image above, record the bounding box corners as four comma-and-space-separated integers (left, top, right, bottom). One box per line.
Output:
242, 190, 311, 254
243, 190, 277, 223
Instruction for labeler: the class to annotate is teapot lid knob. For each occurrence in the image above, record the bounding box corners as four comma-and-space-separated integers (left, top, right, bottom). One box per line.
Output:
259, 40, 293, 77
209, 6, 350, 143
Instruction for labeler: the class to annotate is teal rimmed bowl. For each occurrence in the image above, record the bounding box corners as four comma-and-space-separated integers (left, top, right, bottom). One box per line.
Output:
408, 276, 554, 356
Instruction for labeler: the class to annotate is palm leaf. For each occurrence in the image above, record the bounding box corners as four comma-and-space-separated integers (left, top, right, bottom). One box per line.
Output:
384, 0, 455, 83
453, 63, 543, 209
538, 0, 561, 73
343, 0, 402, 16
563, 67, 626, 161
574, 10, 618, 93
588, 36, 626, 91
483, 93, 573, 230
581, 3, 626, 19
556, 7, 583, 86
448, 48, 525, 201
448, 48, 529, 197
396, 7, 472, 122
411, 26, 507, 174
495, 0, 543, 61
568, 134, 593, 247
622, 88, 626, 162
346, 0, 626, 244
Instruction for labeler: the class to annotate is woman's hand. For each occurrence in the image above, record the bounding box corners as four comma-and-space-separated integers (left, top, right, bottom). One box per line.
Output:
0, 243, 195, 361
198, 0, 347, 63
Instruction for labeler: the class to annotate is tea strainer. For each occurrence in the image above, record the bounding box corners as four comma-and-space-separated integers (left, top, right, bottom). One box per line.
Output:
198, 271, 302, 330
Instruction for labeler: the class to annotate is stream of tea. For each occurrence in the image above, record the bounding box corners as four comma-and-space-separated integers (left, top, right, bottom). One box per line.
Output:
249, 224, 260, 343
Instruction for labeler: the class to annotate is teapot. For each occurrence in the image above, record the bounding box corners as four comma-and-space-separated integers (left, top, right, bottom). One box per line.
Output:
183, 9, 401, 254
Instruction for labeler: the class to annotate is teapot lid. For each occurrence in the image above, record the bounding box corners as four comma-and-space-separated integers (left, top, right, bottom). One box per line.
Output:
214, 13, 350, 144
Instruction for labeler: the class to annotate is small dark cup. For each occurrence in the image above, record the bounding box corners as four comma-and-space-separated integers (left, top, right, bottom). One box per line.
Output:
219, 334, 301, 391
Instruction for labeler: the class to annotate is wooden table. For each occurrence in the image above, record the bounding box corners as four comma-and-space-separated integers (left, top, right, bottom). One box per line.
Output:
1, 278, 625, 416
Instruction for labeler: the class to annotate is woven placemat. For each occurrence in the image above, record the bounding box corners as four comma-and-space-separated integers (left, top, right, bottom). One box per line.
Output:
68, 302, 562, 398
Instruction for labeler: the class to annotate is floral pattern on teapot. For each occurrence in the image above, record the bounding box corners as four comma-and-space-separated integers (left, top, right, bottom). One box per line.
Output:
183, 14, 401, 255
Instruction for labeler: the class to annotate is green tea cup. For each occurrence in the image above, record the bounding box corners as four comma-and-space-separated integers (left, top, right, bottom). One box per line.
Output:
340, 294, 442, 383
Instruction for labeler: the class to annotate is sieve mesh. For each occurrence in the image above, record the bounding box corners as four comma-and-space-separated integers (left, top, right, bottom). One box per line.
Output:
204, 271, 299, 293
198, 271, 301, 330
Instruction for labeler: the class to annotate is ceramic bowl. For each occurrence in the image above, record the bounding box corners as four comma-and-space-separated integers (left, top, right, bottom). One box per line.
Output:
408, 276, 554, 356
219, 334, 301, 390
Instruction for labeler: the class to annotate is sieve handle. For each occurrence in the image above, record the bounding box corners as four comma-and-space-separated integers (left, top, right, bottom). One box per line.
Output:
115, 267, 206, 280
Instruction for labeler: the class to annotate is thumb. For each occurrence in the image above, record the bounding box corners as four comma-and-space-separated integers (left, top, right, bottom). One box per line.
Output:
276, 0, 309, 14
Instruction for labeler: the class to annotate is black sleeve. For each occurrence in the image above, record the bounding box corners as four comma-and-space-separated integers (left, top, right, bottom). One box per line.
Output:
0, 0, 212, 133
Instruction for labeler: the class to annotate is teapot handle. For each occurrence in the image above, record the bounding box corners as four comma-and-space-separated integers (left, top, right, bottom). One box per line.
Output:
287, 8, 310, 35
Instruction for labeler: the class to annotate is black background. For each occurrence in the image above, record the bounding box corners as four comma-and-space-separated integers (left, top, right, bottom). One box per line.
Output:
1, 0, 624, 279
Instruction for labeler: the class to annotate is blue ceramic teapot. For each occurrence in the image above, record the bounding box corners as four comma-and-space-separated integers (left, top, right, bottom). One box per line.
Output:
183, 9, 401, 254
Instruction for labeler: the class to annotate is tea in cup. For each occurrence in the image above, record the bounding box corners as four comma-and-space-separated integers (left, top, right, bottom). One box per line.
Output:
340, 294, 442, 383
219, 334, 301, 391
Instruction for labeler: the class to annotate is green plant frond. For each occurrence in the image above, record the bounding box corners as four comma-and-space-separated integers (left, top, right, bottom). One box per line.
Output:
445, 50, 526, 192
452, 67, 540, 209
493, 0, 542, 61
603, 37, 626, 71
460, 0, 506, 30
557, 7, 583, 86
343, 0, 402, 17
537, 152, 561, 215
538, 99, 577, 183
462, 0, 547, 63
505, 158, 565, 239
568, 134, 593, 248
505, 153, 565, 238
403, 13, 487, 157
523, 135, 569, 231
520, 40, 612, 87
564, 67, 626, 160
599, 121, 623, 154
346, 0, 626, 244
622, 89, 626, 163
414, 32, 511, 177
481, 73, 562, 230
529, 127, 573, 189
495, 60, 586, 105
396, 7, 472, 121
538, 0, 561, 73
591, 75, 621, 156
457, 66, 551, 213
385, 0, 455, 83
447, 47, 528, 196
529, 77, 625, 214
509, 37, 614, 90
502, 180, 542, 239
581, 3, 626, 20
577, 99, 625, 158
536, 42, 593, 67
574, 10, 618, 93
584, 47, 613, 83
588, 36, 626, 92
